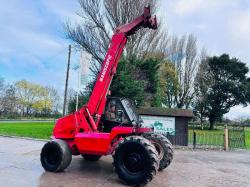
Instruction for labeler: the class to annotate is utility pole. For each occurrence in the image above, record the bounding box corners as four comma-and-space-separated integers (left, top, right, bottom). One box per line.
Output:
76, 62, 80, 112
63, 45, 71, 116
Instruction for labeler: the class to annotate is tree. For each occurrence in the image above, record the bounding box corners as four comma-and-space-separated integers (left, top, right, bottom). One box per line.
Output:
166, 34, 200, 109
193, 55, 210, 129
157, 60, 178, 108
138, 57, 163, 106
15, 80, 36, 116
68, 56, 164, 110
68, 90, 89, 113
195, 54, 250, 130
0, 77, 5, 114
245, 78, 250, 103
45, 86, 61, 113
0, 84, 17, 117
15, 80, 60, 117
66, 0, 167, 75
0, 79, 61, 118
110, 58, 146, 106
0, 77, 4, 93
32, 87, 52, 116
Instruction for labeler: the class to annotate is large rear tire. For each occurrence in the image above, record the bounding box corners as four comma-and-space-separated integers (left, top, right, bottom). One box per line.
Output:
81, 154, 101, 161
143, 133, 174, 171
40, 139, 72, 172
113, 136, 158, 186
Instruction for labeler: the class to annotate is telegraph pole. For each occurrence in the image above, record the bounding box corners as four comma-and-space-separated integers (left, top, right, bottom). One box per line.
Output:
63, 45, 71, 116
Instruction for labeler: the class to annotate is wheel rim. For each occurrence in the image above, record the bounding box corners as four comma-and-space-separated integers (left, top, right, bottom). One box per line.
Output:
123, 150, 146, 174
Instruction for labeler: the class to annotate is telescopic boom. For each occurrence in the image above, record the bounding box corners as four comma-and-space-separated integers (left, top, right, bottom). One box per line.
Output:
84, 6, 157, 130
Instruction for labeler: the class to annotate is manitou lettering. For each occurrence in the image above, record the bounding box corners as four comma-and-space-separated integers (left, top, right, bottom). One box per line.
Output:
99, 55, 112, 82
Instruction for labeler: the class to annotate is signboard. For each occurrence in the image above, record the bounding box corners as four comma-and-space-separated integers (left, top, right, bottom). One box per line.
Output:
141, 115, 175, 135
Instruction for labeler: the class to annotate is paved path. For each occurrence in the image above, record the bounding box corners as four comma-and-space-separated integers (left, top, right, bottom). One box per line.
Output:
0, 136, 250, 187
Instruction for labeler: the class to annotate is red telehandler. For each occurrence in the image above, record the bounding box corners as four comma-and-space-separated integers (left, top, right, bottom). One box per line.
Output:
40, 6, 173, 186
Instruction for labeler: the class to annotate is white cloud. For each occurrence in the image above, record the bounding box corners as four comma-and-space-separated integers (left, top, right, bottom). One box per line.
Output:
0, 1, 66, 58
227, 10, 250, 45
166, 0, 235, 16
0, 0, 80, 95
225, 106, 250, 120
161, 0, 250, 118
162, 0, 250, 66
42, 0, 80, 21
195, 23, 207, 31
171, 0, 203, 15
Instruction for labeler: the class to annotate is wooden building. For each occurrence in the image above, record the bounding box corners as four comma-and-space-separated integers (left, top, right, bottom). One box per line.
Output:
138, 107, 193, 146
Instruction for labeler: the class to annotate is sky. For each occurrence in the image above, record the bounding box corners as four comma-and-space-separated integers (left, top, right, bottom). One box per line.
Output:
0, 0, 249, 119
0, 0, 80, 93
160, 0, 250, 119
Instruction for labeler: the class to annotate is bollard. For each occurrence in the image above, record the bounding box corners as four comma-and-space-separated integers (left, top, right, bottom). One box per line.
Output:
224, 125, 229, 151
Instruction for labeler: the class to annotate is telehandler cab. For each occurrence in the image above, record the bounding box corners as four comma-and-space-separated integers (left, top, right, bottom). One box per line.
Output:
40, 6, 173, 186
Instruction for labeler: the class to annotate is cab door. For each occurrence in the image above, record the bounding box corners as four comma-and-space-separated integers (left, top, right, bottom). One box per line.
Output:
101, 98, 130, 132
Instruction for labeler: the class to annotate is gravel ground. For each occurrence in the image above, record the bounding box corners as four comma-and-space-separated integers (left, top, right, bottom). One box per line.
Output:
0, 136, 250, 187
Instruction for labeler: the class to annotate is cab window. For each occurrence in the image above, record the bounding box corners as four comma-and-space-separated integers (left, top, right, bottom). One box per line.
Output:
104, 99, 129, 124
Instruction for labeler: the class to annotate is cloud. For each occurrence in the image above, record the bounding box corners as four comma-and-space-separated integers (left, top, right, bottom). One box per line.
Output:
225, 105, 250, 120
166, 0, 235, 16
42, 0, 81, 23
161, 0, 250, 118
226, 10, 250, 62
171, 0, 203, 15
161, 0, 250, 66
0, 0, 81, 94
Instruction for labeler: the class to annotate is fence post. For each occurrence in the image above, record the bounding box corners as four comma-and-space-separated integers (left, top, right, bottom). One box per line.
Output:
224, 125, 229, 151
243, 126, 246, 149
193, 131, 196, 149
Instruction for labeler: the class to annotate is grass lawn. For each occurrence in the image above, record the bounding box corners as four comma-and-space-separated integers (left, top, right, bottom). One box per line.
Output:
0, 122, 54, 139
245, 127, 250, 149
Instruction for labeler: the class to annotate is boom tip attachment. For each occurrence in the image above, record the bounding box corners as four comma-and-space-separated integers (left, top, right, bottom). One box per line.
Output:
143, 6, 157, 29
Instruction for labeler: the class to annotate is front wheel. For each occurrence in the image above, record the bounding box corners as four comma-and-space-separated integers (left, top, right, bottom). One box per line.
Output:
40, 139, 72, 172
143, 133, 174, 171
113, 136, 158, 186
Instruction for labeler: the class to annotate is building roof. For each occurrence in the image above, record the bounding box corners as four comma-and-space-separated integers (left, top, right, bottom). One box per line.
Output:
138, 107, 193, 118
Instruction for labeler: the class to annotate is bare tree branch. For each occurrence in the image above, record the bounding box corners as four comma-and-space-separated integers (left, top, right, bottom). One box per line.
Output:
65, 0, 166, 75
166, 34, 200, 108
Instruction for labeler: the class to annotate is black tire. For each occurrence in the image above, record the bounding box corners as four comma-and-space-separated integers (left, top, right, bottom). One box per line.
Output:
113, 136, 158, 186
143, 133, 174, 171
81, 154, 101, 161
40, 139, 72, 172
